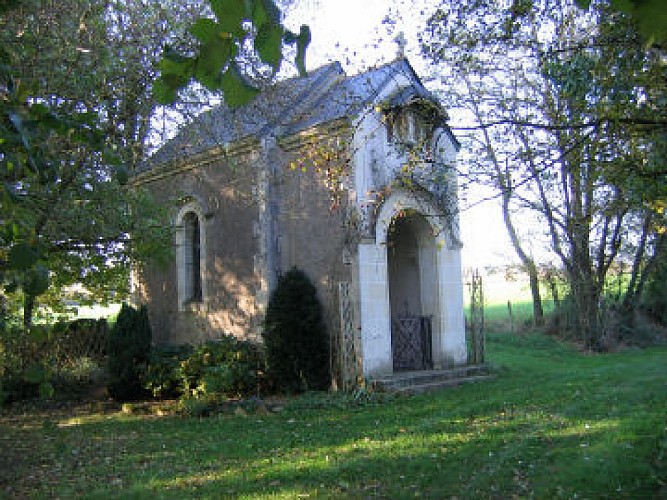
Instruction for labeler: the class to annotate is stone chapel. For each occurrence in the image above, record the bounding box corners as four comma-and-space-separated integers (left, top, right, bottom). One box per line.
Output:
133, 58, 467, 388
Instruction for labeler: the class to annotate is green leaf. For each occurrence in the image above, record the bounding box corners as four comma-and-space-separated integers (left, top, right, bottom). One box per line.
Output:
24, 264, 50, 297
195, 37, 235, 90
28, 103, 50, 118
251, 0, 280, 27
159, 51, 195, 79
255, 21, 283, 68
115, 165, 130, 185
190, 18, 221, 43
8, 242, 39, 270
23, 363, 46, 384
39, 381, 55, 399
161, 73, 190, 90
210, 0, 247, 35
294, 25, 311, 77
220, 63, 259, 107
609, 0, 634, 14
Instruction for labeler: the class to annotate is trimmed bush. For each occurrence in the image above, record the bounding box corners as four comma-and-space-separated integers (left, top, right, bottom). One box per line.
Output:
262, 268, 329, 392
107, 303, 151, 401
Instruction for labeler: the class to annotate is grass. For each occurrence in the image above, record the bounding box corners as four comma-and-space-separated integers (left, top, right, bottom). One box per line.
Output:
1, 333, 666, 499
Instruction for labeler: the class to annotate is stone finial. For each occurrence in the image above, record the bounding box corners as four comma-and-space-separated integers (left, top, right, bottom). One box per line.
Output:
394, 32, 407, 59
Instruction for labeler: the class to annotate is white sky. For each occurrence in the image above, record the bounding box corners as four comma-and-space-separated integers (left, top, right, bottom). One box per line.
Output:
284, 0, 519, 272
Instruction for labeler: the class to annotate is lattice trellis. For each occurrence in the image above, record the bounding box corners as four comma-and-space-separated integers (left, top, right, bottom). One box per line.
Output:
469, 269, 485, 364
338, 282, 360, 390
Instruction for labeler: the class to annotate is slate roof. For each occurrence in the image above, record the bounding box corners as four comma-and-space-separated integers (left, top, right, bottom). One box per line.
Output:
141, 58, 441, 172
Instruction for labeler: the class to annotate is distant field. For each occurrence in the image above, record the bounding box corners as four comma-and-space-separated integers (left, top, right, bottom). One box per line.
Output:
463, 272, 552, 332
476, 273, 534, 305
74, 303, 121, 320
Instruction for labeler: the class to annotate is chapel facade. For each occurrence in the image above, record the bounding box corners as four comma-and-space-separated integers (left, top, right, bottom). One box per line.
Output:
133, 58, 467, 387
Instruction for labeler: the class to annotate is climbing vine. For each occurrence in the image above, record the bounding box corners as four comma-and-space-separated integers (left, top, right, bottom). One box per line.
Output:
289, 137, 351, 210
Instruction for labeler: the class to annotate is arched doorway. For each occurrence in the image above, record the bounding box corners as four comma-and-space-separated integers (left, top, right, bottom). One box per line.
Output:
387, 211, 438, 371
357, 189, 466, 377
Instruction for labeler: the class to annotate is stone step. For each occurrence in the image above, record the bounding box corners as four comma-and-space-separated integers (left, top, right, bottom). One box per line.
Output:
371, 364, 492, 394
390, 374, 496, 395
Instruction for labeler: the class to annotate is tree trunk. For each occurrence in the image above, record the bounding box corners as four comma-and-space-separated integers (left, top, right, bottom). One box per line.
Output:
569, 237, 603, 349
501, 186, 545, 326
461, 71, 545, 327
621, 215, 663, 314
571, 277, 601, 350
528, 271, 544, 326
23, 293, 35, 328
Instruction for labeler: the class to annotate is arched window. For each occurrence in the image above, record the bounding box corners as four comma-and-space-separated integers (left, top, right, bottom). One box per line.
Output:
183, 212, 202, 302
175, 202, 207, 309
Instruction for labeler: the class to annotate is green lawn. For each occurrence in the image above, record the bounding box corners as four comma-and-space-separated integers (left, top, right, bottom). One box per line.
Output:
2, 334, 666, 499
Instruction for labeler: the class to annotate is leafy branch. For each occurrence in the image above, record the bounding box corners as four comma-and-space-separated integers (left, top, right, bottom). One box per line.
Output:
154, 0, 311, 107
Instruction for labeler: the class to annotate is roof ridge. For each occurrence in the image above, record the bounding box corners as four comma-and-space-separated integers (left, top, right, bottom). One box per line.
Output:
258, 62, 345, 136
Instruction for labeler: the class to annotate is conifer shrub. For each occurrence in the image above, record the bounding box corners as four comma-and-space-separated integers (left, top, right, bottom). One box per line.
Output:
643, 253, 667, 326
107, 303, 151, 401
262, 268, 329, 392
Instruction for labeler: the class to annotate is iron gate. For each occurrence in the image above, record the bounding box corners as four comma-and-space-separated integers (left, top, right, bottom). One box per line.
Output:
392, 313, 433, 371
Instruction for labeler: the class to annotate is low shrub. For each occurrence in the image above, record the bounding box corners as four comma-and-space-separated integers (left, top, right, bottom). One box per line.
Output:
51, 318, 108, 363
143, 345, 192, 399
179, 335, 264, 400
50, 356, 105, 397
179, 394, 217, 417
0, 326, 54, 404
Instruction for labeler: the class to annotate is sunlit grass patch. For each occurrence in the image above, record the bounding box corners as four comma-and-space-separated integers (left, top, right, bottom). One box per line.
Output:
1, 336, 665, 499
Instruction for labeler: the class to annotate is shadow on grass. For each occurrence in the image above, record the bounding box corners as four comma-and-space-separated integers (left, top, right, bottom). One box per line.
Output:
2, 336, 666, 499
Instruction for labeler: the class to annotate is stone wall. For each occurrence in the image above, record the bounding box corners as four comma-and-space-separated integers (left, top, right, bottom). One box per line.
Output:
271, 133, 357, 387
133, 147, 263, 345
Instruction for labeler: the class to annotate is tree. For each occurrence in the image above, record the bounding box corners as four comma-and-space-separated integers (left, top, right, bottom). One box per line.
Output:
0, 0, 183, 325
1, 0, 307, 325
422, 0, 666, 346
574, 0, 667, 45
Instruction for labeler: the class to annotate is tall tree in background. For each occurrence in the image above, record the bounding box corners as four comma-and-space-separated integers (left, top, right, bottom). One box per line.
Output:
0, 0, 197, 324
1, 0, 309, 326
422, 0, 666, 347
